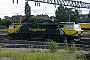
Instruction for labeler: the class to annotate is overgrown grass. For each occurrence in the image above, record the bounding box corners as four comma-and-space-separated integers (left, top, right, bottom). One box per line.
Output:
0, 39, 89, 60
0, 48, 80, 60
0, 47, 89, 60
64, 39, 78, 53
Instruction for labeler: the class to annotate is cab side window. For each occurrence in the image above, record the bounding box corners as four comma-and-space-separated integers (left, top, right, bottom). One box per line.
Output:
67, 24, 72, 29
9, 24, 14, 29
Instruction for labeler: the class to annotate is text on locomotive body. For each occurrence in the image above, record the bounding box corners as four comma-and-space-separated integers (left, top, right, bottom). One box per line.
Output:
29, 28, 46, 32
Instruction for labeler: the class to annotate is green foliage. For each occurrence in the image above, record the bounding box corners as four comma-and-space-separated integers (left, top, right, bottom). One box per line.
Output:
88, 11, 90, 22
55, 5, 80, 22
0, 48, 88, 60
70, 41, 77, 52
64, 39, 77, 53
28, 16, 39, 23
0, 51, 62, 60
88, 11, 90, 19
0, 46, 3, 51
22, 16, 52, 23
0, 16, 13, 27
0, 18, 1, 22
76, 53, 88, 60
64, 39, 70, 51
13, 20, 20, 23
28, 46, 40, 53
46, 39, 58, 53
0, 25, 7, 29
25, 2, 31, 20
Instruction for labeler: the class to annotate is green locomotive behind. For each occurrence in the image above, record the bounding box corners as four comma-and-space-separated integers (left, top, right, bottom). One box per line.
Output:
7, 22, 83, 42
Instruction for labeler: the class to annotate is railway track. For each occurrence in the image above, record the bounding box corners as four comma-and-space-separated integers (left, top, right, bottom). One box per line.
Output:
0, 38, 89, 49
0, 30, 90, 50
0, 35, 89, 50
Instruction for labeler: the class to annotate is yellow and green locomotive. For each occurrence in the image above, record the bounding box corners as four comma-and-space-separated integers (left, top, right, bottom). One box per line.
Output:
7, 22, 83, 41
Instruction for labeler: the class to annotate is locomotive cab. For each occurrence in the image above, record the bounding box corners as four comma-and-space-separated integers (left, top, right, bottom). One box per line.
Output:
7, 23, 22, 34
8, 24, 15, 33
58, 22, 83, 41
65, 22, 82, 36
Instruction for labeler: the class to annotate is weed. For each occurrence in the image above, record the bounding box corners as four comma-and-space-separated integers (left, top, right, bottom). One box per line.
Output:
0, 46, 3, 51
46, 39, 58, 53
64, 39, 77, 53
64, 39, 70, 52
70, 41, 77, 53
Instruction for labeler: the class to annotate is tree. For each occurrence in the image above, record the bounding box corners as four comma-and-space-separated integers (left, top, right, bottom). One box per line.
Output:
25, 2, 31, 21
72, 10, 80, 22
55, 5, 80, 22
0, 18, 1, 22
22, 16, 37, 23
88, 11, 90, 22
22, 16, 52, 23
1, 16, 13, 27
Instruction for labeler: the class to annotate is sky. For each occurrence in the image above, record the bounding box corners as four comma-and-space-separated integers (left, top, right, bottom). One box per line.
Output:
0, 0, 90, 19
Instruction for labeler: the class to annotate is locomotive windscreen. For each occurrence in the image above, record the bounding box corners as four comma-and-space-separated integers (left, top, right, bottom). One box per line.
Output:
9, 24, 14, 29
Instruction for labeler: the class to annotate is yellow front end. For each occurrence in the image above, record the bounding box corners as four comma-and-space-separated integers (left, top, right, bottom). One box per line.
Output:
63, 23, 76, 35
74, 24, 83, 35
62, 23, 83, 36
7, 24, 22, 34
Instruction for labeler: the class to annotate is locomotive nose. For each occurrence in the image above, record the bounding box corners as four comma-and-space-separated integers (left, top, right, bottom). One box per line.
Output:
7, 24, 22, 34
7, 27, 15, 33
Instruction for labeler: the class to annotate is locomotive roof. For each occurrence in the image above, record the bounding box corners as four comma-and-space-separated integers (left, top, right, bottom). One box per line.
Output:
12, 23, 58, 25
12, 22, 76, 25
59, 22, 75, 24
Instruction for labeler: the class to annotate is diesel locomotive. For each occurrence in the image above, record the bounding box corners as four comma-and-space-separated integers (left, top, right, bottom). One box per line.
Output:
7, 22, 83, 41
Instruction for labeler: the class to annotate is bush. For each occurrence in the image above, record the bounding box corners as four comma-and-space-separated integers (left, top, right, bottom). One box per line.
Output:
64, 39, 70, 52
64, 39, 77, 53
1, 18, 13, 27
70, 41, 77, 52
46, 39, 58, 53
0, 25, 7, 29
